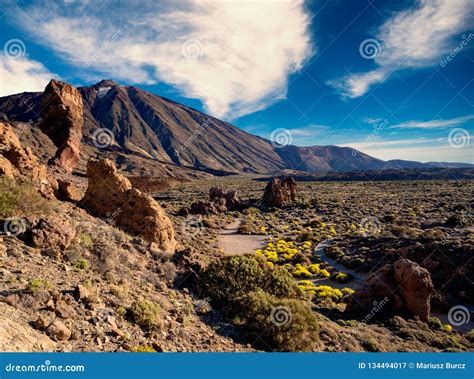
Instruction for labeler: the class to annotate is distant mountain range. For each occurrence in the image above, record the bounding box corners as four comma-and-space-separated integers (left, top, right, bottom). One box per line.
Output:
0, 79, 471, 177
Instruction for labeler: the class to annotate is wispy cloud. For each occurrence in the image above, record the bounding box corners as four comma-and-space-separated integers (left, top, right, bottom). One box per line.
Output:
0, 54, 55, 96
290, 124, 330, 137
332, 0, 474, 98
11, 0, 313, 119
340, 137, 442, 149
390, 115, 474, 129
341, 137, 471, 162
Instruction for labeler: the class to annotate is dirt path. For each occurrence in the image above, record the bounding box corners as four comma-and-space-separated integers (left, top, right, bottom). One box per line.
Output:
218, 219, 266, 256
311, 239, 365, 289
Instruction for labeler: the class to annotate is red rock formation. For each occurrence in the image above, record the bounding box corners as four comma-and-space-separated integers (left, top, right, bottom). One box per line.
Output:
0, 121, 57, 196
81, 159, 176, 252
40, 80, 83, 173
345, 258, 434, 322
261, 177, 297, 207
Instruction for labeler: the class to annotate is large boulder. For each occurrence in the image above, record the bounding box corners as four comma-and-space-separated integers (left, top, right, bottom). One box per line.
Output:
28, 216, 76, 251
40, 79, 83, 173
345, 259, 434, 322
81, 159, 176, 252
261, 177, 297, 207
0, 121, 57, 196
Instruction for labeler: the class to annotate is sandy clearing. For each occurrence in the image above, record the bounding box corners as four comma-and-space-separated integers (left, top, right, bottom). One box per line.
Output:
218, 219, 266, 256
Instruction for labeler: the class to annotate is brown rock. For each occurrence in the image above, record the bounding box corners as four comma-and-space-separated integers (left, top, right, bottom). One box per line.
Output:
40, 79, 83, 173
0, 122, 57, 196
56, 180, 82, 202
261, 177, 297, 207
46, 320, 71, 341
0, 155, 16, 177
393, 259, 434, 322
32, 316, 49, 330
29, 216, 76, 251
2, 293, 19, 307
345, 259, 434, 322
55, 303, 73, 319
189, 187, 241, 215
81, 158, 176, 252
74, 285, 90, 301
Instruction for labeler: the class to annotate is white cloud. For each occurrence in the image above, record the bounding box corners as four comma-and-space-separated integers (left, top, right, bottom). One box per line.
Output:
11, 0, 313, 119
340, 137, 442, 149
331, 70, 387, 99
290, 124, 330, 137
390, 115, 474, 129
332, 0, 474, 98
0, 55, 55, 96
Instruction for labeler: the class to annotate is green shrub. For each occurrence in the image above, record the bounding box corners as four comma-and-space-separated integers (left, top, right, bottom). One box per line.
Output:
234, 289, 319, 351
331, 272, 354, 283
428, 317, 443, 331
200, 255, 301, 304
130, 300, 162, 330
26, 278, 50, 293
0, 177, 50, 218
73, 258, 90, 270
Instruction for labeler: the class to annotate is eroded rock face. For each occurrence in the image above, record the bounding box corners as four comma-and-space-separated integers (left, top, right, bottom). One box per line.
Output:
82, 158, 176, 252
345, 259, 434, 322
261, 177, 297, 207
40, 79, 83, 173
0, 121, 57, 196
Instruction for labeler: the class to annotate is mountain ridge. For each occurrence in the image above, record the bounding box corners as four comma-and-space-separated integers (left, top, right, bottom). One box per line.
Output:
0, 80, 471, 177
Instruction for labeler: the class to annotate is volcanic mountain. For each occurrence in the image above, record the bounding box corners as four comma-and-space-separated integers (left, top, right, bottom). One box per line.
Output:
0, 79, 470, 177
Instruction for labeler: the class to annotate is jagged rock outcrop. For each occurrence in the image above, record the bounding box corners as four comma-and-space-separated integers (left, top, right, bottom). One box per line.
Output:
40, 79, 83, 173
81, 158, 176, 252
189, 187, 241, 215
0, 121, 57, 196
345, 259, 435, 322
261, 177, 297, 207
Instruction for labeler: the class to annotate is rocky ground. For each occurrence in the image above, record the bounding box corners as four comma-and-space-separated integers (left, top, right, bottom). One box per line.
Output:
0, 79, 472, 352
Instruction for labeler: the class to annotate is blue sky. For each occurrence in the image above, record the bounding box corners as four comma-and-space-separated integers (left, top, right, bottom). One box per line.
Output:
0, 0, 472, 163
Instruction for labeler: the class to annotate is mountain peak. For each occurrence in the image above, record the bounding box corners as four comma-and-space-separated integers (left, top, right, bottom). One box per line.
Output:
93, 79, 119, 88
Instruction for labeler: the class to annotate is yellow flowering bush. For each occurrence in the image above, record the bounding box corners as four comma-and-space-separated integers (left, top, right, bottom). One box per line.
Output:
298, 280, 317, 295
293, 264, 312, 278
